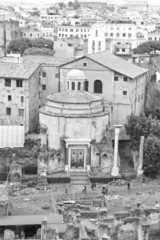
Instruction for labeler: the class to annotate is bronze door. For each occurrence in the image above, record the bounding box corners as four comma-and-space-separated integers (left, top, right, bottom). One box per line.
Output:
71, 149, 84, 169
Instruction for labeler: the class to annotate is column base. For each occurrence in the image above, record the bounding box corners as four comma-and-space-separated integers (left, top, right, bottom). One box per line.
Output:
65, 165, 69, 172
111, 166, 120, 177
137, 168, 144, 176
87, 165, 90, 171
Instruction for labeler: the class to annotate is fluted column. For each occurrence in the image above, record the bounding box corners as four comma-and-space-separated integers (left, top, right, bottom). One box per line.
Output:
111, 125, 122, 177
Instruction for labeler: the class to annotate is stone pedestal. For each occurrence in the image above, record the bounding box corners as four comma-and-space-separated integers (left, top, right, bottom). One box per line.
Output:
111, 125, 122, 177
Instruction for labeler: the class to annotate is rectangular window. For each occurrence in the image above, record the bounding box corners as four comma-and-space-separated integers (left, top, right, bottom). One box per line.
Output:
123, 77, 128, 82
42, 84, 46, 90
123, 91, 127, 95
114, 76, 118, 81
21, 96, 24, 102
42, 72, 46, 78
59, 33, 61, 37
123, 33, 126, 37
16, 80, 23, 87
6, 107, 11, 115
19, 109, 24, 116
70, 29, 73, 32
76, 29, 79, 32
110, 33, 113, 36
122, 49, 125, 52
5, 78, 11, 87
116, 33, 120, 37
128, 33, 132, 37
84, 63, 87, 66
8, 95, 12, 101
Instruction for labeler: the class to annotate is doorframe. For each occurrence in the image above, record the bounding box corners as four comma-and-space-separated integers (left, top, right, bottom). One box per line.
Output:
65, 139, 91, 172
69, 147, 86, 171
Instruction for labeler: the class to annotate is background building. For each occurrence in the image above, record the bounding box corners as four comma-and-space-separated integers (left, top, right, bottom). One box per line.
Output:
59, 51, 148, 125
0, 62, 41, 133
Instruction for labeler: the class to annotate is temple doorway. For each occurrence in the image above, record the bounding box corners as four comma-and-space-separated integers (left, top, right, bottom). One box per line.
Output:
65, 139, 91, 172
71, 149, 84, 169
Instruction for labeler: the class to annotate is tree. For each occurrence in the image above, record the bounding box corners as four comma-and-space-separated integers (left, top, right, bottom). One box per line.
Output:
133, 41, 160, 54
24, 47, 55, 56
8, 38, 32, 55
8, 38, 53, 55
125, 113, 153, 171
145, 83, 160, 120
125, 112, 160, 177
67, 1, 74, 8
58, 2, 66, 9
143, 135, 160, 178
31, 38, 53, 49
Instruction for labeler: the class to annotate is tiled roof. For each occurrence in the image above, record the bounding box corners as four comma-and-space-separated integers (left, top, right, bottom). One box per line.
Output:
47, 90, 102, 104
0, 62, 40, 79
87, 51, 148, 79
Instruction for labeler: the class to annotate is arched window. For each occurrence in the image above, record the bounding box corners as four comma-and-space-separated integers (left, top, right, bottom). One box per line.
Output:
72, 82, 75, 90
94, 80, 102, 93
84, 79, 89, 91
78, 82, 81, 90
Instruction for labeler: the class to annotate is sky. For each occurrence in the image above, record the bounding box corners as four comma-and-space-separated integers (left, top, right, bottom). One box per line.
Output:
3, 0, 160, 5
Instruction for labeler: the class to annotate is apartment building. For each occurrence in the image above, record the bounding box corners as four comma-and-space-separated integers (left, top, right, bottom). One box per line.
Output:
58, 25, 90, 39
20, 28, 42, 38
0, 62, 41, 133
147, 30, 160, 41
88, 22, 145, 54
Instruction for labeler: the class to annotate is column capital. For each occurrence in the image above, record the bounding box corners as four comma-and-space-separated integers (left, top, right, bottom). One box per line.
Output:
114, 125, 122, 135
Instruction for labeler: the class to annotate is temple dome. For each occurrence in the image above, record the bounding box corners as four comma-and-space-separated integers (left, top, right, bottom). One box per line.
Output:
47, 90, 102, 104
67, 69, 85, 81
40, 90, 109, 118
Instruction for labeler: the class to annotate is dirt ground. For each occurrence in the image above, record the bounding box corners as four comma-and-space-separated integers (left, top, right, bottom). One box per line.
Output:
8, 178, 160, 216
7, 178, 160, 239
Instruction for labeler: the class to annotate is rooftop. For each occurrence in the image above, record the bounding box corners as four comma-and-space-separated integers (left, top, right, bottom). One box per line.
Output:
0, 62, 40, 79
87, 51, 148, 79
47, 90, 102, 104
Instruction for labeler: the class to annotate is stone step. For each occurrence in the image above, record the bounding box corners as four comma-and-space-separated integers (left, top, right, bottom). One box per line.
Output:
69, 171, 88, 176
69, 171, 90, 185
70, 180, 90, 185
70, 175, 89, 179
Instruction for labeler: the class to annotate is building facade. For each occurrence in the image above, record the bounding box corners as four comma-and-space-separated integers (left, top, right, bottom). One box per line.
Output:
0, 62, 41, 133
59, 52, 148, 125
88, 22, 145, 54
39, 69, 113, 174
58, 25, 90, 39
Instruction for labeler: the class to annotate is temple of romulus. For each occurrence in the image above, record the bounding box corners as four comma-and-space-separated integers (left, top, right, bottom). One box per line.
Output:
39, 69, 120, 176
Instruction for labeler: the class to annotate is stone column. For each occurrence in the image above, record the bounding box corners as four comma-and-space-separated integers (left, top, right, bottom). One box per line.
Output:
137, 136, 144, 176
111, 125, 122, 177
